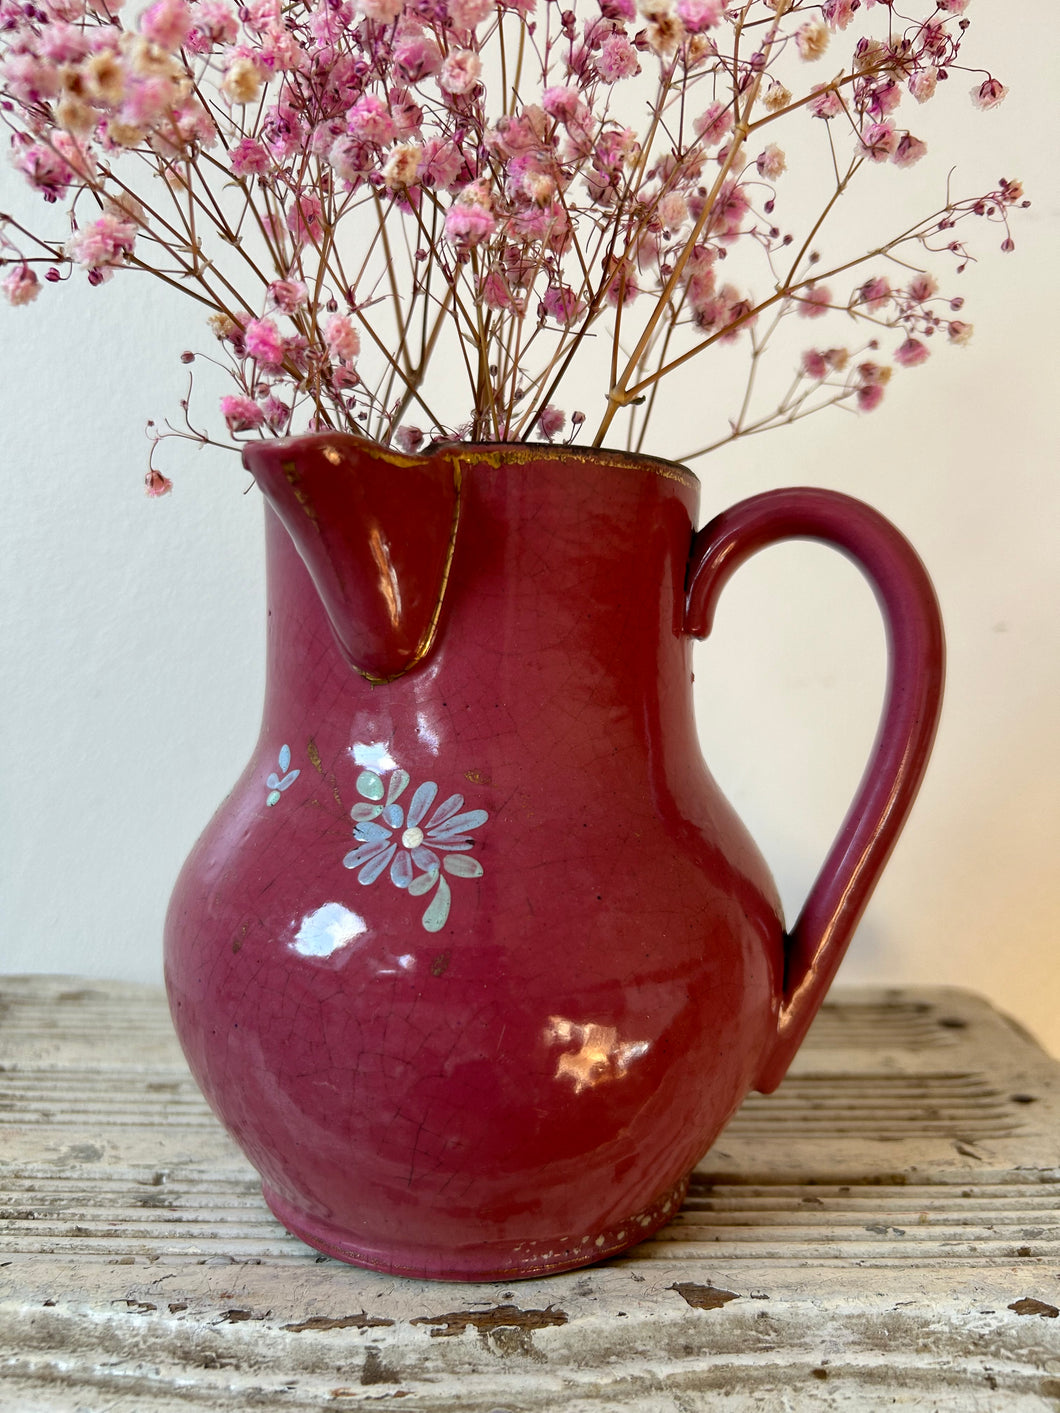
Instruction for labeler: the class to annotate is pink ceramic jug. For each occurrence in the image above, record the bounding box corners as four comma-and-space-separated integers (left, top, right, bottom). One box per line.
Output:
164, 433, 944, 1280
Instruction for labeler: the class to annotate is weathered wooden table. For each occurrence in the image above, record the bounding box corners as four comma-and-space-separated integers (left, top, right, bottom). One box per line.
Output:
1, 978, 1058, 1410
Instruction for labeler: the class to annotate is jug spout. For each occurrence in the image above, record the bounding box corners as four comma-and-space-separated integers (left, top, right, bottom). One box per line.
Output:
243, 433, 461, 682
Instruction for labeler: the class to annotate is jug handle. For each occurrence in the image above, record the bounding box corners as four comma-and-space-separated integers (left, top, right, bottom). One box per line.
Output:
684, 489, 945, 1093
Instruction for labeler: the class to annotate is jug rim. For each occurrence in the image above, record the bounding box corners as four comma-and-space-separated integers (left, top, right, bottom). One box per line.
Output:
241, 430, 700, 491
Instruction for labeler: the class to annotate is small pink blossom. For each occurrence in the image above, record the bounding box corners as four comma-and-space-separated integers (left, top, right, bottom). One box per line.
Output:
329, 136, 375, 184
480, 269, 515, 310
947, 321, 973, 345
66, 213, 137, 270
604, 263, 638, 306
1, 53, 62, 106
858, 276, 890, 311
909, 68, 938, 104
220, 395, 266, 432
535, 404, 566, 441
38, 21, 91, 63
2, 263, 41, 305
145, 467, 173, 496
657, 191, 688, 230
447, 0, 493, 27
693, 101, 733, 147
907, 275, 938, 306
862, 121, 899, 162
360, 0, 403, 20
12, 141, 74, 199
439, 49, 481, 96
796, 285, 832, 318
972, 78, 1008, 111
444, 201, 496, 247
894, 337, 929, 367
421, 136, 465, 191
346, 94, 395, 145
244, 317, 285, 367
822, 0, 857, 30
139, 0, 192, 50
395, 425, 424, 453
286, 193, 324, 246
675, 0, 722, 33
540, 284, 585, 323
267, 279, 307, 314
801, 350, 829, 381
259, 22, 306, 71
705, 181, 748, 242
809, 85, 843, 119
857, 382, 884, 412
756, 144, 786, 180
542, 85, 584, 124
190, 0, 238, 44
394, 35, 442, 83
893, 133, 928, 168
596, 33, 639, 82
325, 313, 361, 363
260, 395, 291, 432
229, 137, 271, 176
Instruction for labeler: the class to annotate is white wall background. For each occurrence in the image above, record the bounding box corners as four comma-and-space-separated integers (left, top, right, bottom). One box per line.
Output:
2, 5, 1057, 1055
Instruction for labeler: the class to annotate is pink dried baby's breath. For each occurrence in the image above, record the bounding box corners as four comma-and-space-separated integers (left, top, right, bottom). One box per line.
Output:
325, 314, 362, 364
220, 394, 266, 432
1, 263, 41, 306
675, 0, 722, 34
596, 33, 639, 82
139, 0, 192, 51
693, 100, 733, 147
972, 78, 1008, 111
267, 280, 308, 314
796, 285, 832, 319
440, 49, 481, 96
894, 337, 930, 367
893, 134, 928, 169
536, 404, 566, 440
0, 0, 1025, 464
244, 318, 286, 368
144, 467, 173, 496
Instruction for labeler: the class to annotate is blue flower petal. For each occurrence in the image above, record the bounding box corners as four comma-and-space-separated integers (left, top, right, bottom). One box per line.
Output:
390, 850, 414, 890
351, 802, 383, 822
428, 809, 488, 841
278, 744, 292, 773
443, 854, 484, 879
422, 874, 451, 932
407, 781, 438, 828
358, 842, 397, 885
266, 772, 281, 790
356, 770, 385, 801
354, 820, 392, 844
386, 769, 410, 805
382, 803, 405, 829
408, 869, 438, 898
266, 790, 281, 807
343, 840, 391, 870
426, 793, 464, 828
411, 845, 440, 873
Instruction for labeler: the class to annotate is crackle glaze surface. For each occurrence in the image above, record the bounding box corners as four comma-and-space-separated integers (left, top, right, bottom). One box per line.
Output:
164, 435, 943, 1281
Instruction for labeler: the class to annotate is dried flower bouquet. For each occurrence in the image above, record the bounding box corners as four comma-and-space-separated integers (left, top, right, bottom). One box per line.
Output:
0, 0, 1024, 491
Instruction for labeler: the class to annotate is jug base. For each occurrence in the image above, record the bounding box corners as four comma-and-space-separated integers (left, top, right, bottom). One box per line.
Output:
261, 1173, 690, 1281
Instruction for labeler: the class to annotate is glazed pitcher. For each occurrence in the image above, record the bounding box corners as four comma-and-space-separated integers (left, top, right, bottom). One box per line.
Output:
164, 433, 944, 1280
